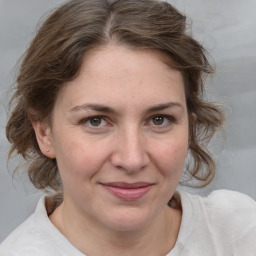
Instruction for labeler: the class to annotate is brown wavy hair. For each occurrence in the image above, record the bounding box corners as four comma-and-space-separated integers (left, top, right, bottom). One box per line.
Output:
6, 0, 224, 193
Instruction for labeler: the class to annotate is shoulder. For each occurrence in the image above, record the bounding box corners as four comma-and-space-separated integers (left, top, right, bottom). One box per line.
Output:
206, 190, 256, 229
180, 189, 256, 244
205, 190, 256, 251
203, 189, 256, 209
0, 216, 42, 256
0, 197, 56, 256
176, 190, 256, 254
183, 189, 256, 223
0, 196, 83, 256
179, 189, 256, 213
202, 190, 256, 227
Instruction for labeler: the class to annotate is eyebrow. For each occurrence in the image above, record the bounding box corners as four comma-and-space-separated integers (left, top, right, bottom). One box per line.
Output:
145, 102, 184, 114
69, 103, 117, 114
69, 102, 184, 114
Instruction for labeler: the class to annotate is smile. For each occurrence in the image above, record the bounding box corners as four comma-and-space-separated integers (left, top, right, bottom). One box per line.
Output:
100, 182, 154, 201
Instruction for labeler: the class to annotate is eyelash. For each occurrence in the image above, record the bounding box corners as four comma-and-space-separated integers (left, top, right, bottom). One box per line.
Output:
80, 114, 175, 130
147, 114, 175, 127
80, 115, 108, 128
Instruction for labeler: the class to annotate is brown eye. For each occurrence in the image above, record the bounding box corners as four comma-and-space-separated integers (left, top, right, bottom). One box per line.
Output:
89, 117, 102, 126
152, 116, 165, 125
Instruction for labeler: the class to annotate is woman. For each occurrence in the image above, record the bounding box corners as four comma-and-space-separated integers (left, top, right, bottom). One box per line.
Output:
1, 0, 256, 255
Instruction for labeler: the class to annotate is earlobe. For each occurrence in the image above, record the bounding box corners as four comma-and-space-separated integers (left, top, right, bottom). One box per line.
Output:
191, 113, 197, 122
32, 121, 56, 159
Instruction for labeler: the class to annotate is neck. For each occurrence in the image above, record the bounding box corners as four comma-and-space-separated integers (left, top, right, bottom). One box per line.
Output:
49, 196, 181, 256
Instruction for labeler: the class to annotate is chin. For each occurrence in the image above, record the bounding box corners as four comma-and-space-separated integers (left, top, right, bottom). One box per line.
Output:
103, 207, 156, 232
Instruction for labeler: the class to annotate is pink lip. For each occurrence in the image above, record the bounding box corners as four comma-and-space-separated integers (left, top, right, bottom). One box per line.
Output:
101, 182, 153, 201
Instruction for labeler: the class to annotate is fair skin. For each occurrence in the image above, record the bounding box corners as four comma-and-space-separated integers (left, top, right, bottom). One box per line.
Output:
33, 45, 189, 256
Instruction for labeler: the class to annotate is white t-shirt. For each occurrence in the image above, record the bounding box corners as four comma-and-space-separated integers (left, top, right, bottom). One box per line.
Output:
1, 190, 256, 256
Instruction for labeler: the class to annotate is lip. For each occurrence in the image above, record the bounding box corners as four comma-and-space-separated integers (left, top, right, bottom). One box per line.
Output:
100, 182, 154, 201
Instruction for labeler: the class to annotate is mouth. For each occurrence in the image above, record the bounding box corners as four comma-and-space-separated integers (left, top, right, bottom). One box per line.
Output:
100, 182, 154, 201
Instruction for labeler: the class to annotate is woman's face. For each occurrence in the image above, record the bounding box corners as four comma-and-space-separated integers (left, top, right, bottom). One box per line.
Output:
40, 45, 189, 231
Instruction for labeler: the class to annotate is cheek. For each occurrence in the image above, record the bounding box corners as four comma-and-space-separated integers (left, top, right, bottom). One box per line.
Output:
152, 138, 188, 176
54, 139, 111, 201
54, 135, 110, 181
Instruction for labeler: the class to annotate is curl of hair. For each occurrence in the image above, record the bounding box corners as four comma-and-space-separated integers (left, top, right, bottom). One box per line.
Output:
6, 0, 225, 193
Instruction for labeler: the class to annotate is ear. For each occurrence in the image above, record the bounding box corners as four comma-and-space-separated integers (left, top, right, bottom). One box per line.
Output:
32, 121, 56, 159
191, 112, 197, 123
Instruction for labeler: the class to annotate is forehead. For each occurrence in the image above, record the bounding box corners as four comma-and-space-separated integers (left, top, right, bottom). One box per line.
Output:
56, 45, 186, 111
79, 44, 180, 81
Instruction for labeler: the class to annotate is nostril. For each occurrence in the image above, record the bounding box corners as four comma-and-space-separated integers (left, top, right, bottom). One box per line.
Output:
110, 131, 149, 172
110, 153, 149, 173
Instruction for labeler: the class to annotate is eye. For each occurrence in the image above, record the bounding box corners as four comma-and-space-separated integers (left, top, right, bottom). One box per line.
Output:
81, 116, 107, 128
148, 114, 174, 127
89, 116, 104, 126
152, 115, 166, 125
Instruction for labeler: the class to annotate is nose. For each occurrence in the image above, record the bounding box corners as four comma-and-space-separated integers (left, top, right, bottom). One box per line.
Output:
110, 127, 149, 173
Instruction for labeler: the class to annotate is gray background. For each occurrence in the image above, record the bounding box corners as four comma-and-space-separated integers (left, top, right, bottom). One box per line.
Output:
0, 0, 255, 243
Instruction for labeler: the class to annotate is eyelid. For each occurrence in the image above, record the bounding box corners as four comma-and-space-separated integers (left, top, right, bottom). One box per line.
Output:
80, 115, 109, 127
148, 114, 175, 122
79, 114, 176, 130
146, 114, 176, 127
152, 113, 175, 120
